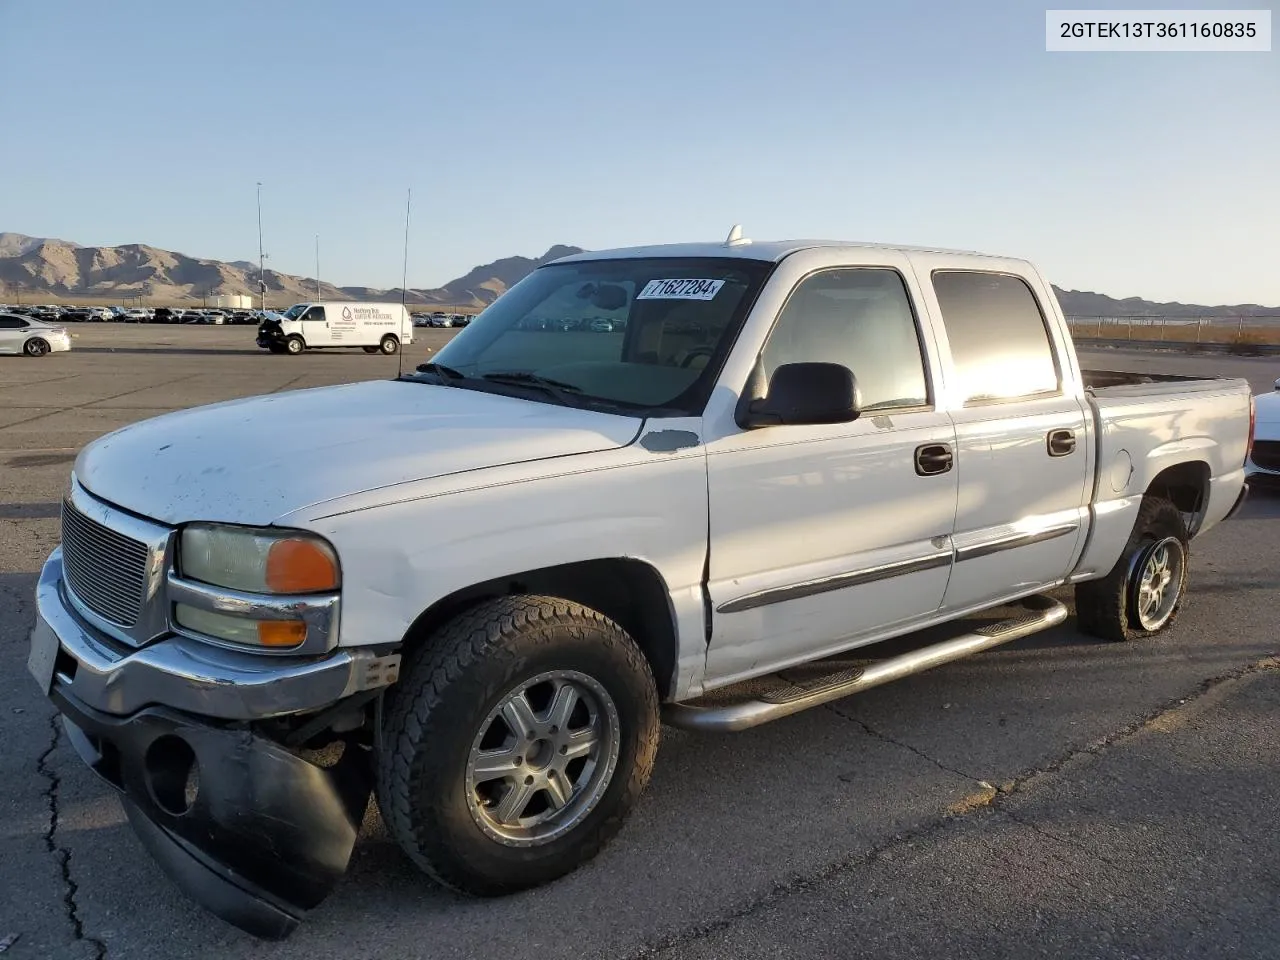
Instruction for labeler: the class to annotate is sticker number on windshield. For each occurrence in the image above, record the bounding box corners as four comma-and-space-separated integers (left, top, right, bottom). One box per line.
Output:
636, 278, 725, 301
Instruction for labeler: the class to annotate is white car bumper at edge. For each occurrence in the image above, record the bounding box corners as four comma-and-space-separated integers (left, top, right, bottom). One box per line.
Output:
1247, 418, 1280, 478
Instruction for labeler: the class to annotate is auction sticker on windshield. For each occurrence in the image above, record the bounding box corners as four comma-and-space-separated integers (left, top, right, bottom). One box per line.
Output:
637, 278, 725, 300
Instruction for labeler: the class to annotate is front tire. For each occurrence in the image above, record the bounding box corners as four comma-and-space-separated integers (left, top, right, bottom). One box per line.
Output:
24, 338, 50, 357
285, 335, 305, 355
1075, 496, 1189, 642
376, 596, 659, 896
379, 335, 400, 355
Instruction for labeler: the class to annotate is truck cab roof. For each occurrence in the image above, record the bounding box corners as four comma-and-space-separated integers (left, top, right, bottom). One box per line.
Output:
548, 238, 1030, 268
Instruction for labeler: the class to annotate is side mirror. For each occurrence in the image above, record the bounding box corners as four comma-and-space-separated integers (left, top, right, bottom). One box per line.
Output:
1273, 377, 1279, 392
737, 362, 861, 429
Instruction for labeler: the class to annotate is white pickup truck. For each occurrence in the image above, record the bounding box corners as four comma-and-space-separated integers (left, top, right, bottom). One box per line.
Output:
28, 234, 1253, 938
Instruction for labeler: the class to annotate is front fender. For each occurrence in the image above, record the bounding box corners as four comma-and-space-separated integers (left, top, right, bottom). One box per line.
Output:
307, 432, 712, 700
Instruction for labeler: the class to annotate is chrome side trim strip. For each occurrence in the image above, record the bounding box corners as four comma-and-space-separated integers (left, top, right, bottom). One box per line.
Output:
953, 522, 1079, 564
717, 550, 952, 615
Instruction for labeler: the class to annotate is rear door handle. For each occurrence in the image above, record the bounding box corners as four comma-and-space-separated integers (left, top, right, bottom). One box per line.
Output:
915, 443, 954, 476
1047, 429, 1077, 457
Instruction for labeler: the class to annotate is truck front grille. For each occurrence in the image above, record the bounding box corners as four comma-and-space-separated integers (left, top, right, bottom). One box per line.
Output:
60, 499, 149, 627
1252, 440, 1280, 472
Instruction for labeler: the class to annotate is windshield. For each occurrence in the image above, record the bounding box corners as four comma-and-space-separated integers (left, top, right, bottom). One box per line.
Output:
413, 257, 771, 415
281, 304, 308, 320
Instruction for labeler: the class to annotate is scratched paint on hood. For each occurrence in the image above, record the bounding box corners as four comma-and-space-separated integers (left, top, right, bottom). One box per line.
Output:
73, 380, 641, 526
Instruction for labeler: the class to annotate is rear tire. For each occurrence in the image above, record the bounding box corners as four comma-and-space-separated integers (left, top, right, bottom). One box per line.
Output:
1075, 496, 1189, 642
376, 596, 660, 896
24, 338, 50, 357
379, 335, 400, 355
285, 336, 305, 355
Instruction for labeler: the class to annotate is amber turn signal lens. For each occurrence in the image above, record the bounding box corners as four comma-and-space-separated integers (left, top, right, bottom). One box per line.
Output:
256, 620, 308, 648
265, 538, 339, 593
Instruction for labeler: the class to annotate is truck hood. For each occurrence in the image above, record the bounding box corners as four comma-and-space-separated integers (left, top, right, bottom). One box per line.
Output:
74, 380, 641, 526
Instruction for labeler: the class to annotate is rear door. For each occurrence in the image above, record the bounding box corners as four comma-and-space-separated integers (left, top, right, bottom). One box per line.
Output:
912, 260, 1091, 612
0, 316, 27, 353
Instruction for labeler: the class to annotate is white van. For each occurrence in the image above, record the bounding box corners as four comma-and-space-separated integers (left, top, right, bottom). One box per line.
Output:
256, 301, 414, 355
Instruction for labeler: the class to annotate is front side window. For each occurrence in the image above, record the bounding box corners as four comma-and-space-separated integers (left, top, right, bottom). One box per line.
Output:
304, 306, 327, 322
418, 257, 772, 415
931, 271, 1059, 403
759, 268, 929, 411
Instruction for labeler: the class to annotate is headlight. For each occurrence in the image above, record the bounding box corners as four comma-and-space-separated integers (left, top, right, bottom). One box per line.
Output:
179, 523, 340, 594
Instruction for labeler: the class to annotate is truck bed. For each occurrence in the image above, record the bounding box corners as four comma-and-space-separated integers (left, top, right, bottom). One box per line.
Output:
1082, 368, 1232, 397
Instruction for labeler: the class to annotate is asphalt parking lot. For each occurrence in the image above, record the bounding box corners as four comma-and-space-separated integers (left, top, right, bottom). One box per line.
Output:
2, 328, 1279, 959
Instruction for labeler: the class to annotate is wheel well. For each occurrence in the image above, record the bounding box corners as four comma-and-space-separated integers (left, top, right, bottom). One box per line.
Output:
400, 559, 679, 699
1146, 461, 1210, 534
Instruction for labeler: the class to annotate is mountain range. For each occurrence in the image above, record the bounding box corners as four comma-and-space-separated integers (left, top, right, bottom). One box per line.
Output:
0, 232, 583, 309
0, 232, 1275, 317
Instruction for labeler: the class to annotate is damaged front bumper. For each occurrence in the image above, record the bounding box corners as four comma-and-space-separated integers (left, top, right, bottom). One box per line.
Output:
28, 550, 399, 939
52, 688, 371, 939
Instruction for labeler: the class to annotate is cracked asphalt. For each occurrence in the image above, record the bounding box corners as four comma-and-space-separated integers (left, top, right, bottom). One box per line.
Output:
2, 327, 1279, 959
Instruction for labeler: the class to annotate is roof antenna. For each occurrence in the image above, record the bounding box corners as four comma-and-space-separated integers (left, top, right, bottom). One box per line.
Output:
397, 187, 411, 380
724, 223, 751, 247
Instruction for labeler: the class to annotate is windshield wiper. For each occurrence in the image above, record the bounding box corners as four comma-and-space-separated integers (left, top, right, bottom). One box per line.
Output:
409, 361, 467, 383
480, 371, 584, 396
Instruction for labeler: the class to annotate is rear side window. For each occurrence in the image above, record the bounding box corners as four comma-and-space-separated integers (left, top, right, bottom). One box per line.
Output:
0, 317, 27, 329
931, 271, 1058, 403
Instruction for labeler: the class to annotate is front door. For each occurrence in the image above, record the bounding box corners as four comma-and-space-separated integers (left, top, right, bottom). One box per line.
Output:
703, 264, 959, 685
302, 305, 332, 346
919, 267, 1092, 611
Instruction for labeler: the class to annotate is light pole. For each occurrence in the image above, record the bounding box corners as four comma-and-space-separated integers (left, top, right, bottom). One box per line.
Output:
256, 182, 266, 312
315, 234, 321, 302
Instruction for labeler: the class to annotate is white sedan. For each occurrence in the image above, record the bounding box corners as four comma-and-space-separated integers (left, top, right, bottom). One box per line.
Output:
0, 313, 72, 357
1247, 378, 1280, 480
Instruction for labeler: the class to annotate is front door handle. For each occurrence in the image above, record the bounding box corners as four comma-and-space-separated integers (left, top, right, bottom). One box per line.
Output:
915, 443, 954, 476
1047, 429, 1077, 457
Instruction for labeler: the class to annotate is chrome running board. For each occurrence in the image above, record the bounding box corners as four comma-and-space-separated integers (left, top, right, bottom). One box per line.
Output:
663, 595, 1068, 732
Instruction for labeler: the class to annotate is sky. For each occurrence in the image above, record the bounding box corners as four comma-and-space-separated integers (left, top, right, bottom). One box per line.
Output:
1, 0, 1277, 305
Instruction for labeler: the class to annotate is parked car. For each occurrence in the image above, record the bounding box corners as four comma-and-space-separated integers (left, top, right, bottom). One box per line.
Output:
122, 308, 153, 323
27, 237, 1252, 940
1245, 377, 1280, 480
152, 308, 179, 324
61, 308, 92, 323
0, 312, 72, 357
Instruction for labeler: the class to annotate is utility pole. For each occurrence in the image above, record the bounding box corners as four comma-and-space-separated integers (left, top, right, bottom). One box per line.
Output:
315, 234, 321, 302
256, 182, 266, 312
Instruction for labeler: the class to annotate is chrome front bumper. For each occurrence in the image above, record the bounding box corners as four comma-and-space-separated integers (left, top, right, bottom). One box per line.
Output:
30, 548, 398, 721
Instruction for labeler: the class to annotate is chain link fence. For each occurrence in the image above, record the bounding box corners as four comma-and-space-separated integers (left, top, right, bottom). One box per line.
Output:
1066, 316, 1280, 346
